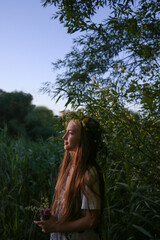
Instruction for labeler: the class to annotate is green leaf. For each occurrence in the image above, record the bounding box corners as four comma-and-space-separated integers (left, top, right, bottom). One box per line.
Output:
132, 224, 152, 238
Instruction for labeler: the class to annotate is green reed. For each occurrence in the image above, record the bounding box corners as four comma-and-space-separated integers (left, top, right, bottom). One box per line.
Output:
0, 128, 63, 240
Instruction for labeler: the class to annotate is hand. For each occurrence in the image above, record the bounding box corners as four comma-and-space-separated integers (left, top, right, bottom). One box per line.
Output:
34, 215, 57, 233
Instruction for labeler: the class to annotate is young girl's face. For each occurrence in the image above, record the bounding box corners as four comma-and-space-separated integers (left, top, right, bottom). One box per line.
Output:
63, 120, 81, 152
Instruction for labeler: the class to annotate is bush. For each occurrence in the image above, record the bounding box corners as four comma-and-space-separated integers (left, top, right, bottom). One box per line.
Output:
83, 90, 160, 240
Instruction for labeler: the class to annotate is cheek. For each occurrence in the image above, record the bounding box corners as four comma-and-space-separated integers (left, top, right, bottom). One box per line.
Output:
70, 135, 80, 148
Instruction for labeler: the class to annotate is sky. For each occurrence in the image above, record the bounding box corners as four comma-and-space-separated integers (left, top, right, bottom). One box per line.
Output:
0, 0, 79, 115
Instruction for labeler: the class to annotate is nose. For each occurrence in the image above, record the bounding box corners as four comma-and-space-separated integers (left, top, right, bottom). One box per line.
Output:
62, 132, 67, 140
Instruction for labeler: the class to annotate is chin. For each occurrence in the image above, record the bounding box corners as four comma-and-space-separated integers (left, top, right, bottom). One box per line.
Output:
64, 146, 70, 150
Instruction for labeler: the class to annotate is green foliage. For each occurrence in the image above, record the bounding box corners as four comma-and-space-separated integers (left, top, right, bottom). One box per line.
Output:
90, 88, 160, 239
41, 0, 160, 116
0, 128, 64, 240
25, 106, 60, 140
0, 90, 33, 136
42, 0, 108, 33
0, 90, 61, 140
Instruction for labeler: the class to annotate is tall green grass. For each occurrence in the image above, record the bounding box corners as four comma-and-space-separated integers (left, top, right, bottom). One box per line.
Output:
96, 109, 160, 240
0, 128, 63, 240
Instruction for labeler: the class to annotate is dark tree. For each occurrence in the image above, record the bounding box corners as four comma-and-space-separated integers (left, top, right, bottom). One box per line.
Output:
41, 0, 160, 116
0, 90, 61, 139
0, 91, 34, 136
25, 106, 59, 140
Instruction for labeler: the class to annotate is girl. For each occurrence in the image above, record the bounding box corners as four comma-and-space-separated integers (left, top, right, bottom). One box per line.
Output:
34, 116, 104, 240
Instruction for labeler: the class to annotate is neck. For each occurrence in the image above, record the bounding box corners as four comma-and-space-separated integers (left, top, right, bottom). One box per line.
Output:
69, 151, 76, 160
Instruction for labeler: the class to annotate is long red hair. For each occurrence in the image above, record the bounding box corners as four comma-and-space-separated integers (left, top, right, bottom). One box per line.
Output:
51, 118, 104, 223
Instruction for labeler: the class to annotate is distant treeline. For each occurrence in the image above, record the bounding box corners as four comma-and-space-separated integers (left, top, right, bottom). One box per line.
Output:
0, 89, 62, 140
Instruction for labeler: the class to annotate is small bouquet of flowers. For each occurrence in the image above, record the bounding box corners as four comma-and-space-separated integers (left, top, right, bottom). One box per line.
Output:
40, 208, 51, 220
25, 197, 51, 220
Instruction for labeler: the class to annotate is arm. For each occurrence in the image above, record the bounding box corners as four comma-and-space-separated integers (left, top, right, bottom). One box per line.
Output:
34, 209, 99, 233
56, 209, 99, 232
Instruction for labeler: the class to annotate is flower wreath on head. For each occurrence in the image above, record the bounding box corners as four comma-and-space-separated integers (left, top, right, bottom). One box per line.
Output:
81, 116, 102, 145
